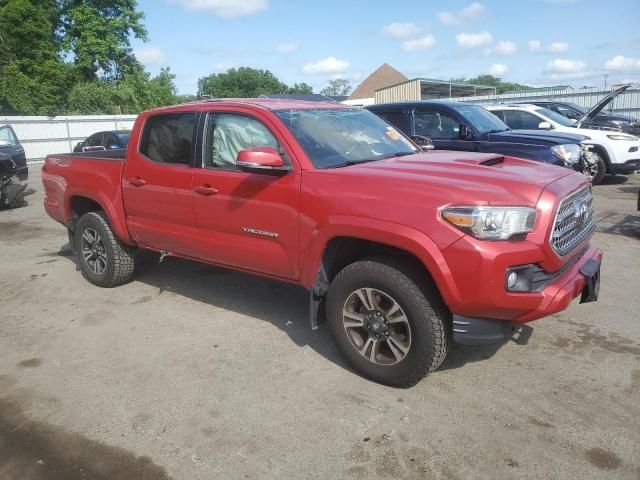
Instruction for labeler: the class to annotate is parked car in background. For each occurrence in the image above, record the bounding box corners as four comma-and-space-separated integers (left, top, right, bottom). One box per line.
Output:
42, 99, 602, 387
366, 101, 591, 173
74, 130, 131, 153
0, 124, 27, 181
529, 86, 640, 136
486, 104, 640, 184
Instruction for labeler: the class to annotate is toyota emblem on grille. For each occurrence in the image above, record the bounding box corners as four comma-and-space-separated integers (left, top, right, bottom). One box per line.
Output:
574, 200, 589, 227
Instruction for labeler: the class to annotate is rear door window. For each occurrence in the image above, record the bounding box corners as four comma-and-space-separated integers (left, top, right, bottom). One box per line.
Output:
87, 133, 104, 147
375, 111, 405, 130
140, 113, 197, 165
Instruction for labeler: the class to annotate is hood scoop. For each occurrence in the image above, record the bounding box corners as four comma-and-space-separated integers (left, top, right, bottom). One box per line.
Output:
479, 156, 505, 166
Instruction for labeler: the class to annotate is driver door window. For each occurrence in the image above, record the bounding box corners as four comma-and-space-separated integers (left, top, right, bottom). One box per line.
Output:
503, 110, 543, 130
414, 111, 460, 139
204, 113, 280, 169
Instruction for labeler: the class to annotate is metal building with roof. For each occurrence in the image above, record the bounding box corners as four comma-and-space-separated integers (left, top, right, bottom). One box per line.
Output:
374, 78, 496, 104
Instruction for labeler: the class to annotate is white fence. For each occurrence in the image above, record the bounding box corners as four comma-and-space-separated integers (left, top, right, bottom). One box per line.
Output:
0, 115, 138, 161
449, 87, 640, 118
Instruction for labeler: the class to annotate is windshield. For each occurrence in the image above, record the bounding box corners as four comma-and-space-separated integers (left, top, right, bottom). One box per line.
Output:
564, 102, 587, 114
0, 126, 18, 145
275, 108, 418, 169
454, 104, 509, 134
535, 108, 576, 127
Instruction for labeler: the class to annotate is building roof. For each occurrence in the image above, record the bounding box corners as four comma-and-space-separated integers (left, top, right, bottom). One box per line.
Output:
376, 78, 496, 98
348, 63, 408, 100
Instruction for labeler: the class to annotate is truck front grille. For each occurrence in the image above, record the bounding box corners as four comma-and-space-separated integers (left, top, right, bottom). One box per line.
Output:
551, 185, 595, 256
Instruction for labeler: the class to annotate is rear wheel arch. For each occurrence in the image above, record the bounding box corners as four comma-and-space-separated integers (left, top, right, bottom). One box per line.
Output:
66, 193, 133, 245
68, 196, 102, 230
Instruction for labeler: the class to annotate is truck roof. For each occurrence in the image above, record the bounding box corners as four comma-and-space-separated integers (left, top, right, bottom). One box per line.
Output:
148, 98, 352, 115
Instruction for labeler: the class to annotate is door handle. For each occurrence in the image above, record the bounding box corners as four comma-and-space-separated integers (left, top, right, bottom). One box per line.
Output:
194, 185, 219, 196
127, 177, 146, 187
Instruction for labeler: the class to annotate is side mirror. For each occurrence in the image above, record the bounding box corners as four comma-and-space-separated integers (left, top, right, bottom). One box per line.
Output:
0, 140, 12, 149
236, 147, 291, 174
458, 124, 472, 139
410, 135, 435, 151
538, 121, 553, 130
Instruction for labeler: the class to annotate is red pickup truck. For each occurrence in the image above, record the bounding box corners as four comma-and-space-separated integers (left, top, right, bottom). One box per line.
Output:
43, 99, 602, 387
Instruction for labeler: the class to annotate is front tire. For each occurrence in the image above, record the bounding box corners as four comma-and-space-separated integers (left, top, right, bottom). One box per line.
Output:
74, 211, 135, 287
585, 151, 606, 185
326, 257, 451, 388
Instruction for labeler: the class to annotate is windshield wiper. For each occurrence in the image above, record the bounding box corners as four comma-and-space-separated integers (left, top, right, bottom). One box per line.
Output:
487, 128, 509, 133
329, 159, 377, 169
328, 151, 416, 169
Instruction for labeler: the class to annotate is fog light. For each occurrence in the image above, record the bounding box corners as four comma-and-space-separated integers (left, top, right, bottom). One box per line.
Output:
507, 271, 519, 289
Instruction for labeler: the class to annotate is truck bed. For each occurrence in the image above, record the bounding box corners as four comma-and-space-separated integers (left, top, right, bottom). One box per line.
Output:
42, 150, 130, 242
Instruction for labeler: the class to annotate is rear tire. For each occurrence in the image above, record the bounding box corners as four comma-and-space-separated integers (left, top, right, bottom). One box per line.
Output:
74, 211, 135, 287
326, 257, 451, 388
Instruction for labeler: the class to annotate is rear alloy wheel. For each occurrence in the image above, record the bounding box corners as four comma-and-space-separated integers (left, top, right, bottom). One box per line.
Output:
75, 211, 135, 287
327, 257, 450, 387
81, 227, 108, 276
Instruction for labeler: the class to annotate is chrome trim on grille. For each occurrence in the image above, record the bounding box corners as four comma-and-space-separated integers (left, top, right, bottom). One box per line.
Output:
550, 185, 595, 257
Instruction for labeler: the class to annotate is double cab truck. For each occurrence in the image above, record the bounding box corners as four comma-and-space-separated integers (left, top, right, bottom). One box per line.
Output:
43, 99, 602, 387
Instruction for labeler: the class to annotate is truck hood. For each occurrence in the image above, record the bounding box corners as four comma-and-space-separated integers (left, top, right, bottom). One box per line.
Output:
321, 151, 576, 207
575, 85, 630, 128
487, 129, 587, 145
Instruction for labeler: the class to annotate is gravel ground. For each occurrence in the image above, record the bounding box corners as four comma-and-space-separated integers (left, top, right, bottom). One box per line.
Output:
1, 168, 639, 480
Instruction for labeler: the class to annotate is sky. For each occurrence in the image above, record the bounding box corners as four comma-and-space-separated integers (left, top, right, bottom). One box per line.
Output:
132, 0, 640, 95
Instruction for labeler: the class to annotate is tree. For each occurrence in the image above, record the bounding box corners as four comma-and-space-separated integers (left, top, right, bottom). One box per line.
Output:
60, 0, 148, 81
66, 67, 179, 114
287, 82, 313, 94
0, 0, 71, 115
198, 67, 288, 98
320, 78, 352, 96
460, 75, 530, 95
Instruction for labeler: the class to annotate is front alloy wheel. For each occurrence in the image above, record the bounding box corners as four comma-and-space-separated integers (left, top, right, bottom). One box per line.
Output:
326, 257, 451, 387
342, 288, 412, 365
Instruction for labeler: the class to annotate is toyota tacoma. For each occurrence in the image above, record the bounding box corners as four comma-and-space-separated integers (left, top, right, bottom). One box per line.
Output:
43, 99, 602, 387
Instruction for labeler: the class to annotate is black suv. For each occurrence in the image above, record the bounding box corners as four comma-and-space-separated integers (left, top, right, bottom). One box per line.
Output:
74, 130, 131, 153
0, 124, 27, 181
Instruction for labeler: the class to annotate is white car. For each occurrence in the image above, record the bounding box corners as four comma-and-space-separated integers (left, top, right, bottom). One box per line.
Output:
486, 104, 640, 184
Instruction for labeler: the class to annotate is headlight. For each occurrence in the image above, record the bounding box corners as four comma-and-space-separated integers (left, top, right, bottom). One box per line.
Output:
442, 206, 536, 240
607, 134, 639, 141
551, 144, 581, 164
610, 120, 630, 126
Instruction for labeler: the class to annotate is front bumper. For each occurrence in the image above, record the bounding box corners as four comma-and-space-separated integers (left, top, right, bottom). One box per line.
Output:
610, 159, 640, 175
452, 251, 602, 345
442, 228, 603, 323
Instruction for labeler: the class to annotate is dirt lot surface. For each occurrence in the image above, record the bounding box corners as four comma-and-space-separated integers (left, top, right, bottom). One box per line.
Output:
1, 168, 639, 480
